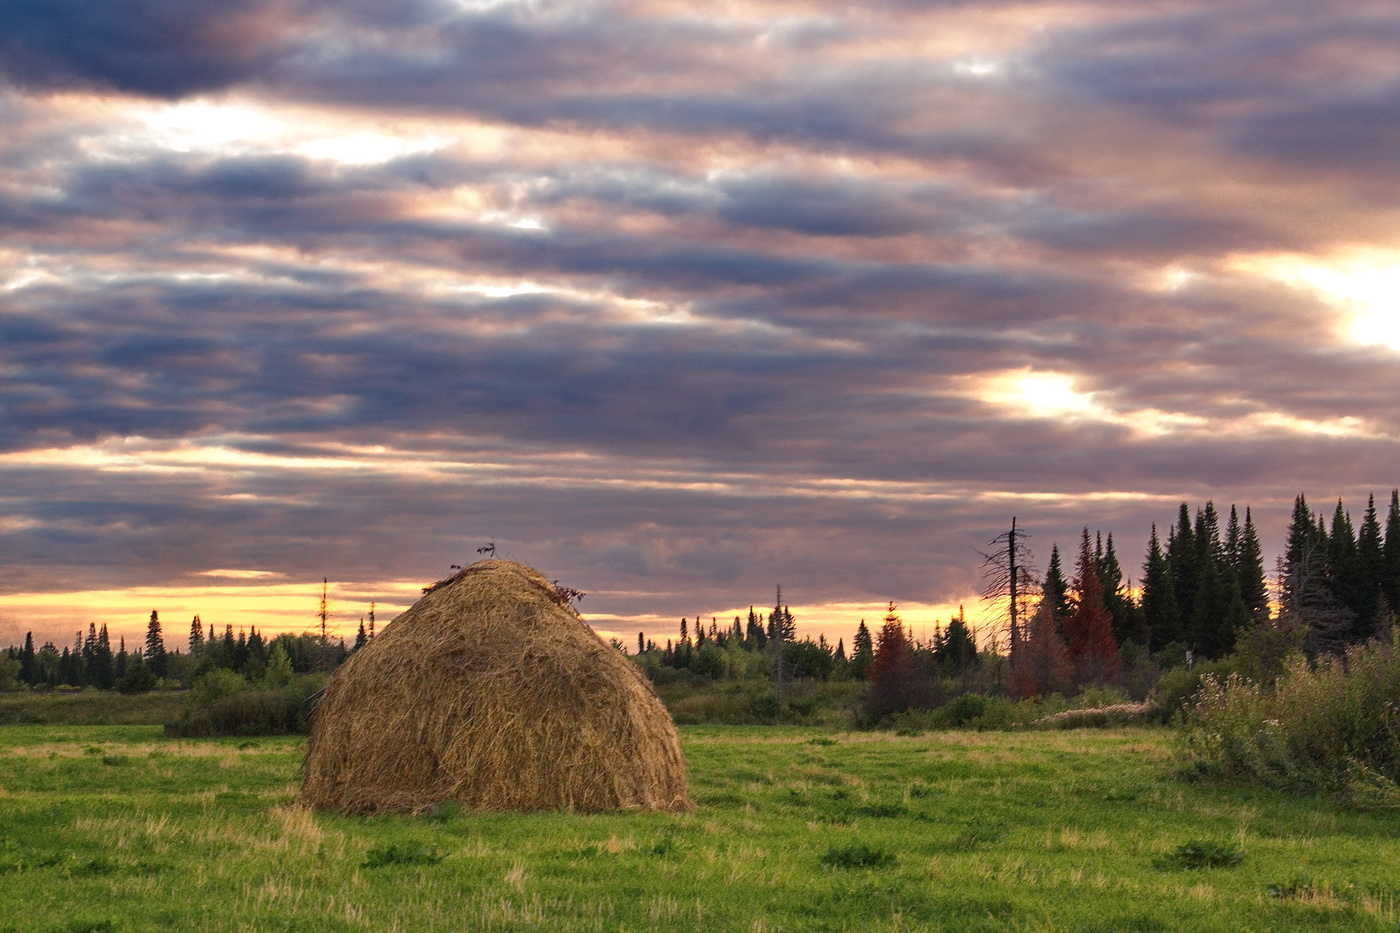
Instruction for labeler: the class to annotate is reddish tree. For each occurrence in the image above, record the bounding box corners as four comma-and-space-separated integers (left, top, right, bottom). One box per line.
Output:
1065, 528, 1121, 686
1009, 599, 1073, 700
862, 604, 933, 720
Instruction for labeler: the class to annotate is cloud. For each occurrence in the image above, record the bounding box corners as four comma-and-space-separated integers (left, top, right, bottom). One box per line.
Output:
4, 0, 1400, 643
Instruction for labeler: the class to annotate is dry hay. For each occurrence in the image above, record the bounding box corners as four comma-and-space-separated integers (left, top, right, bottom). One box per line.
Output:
299, 560, 691, 814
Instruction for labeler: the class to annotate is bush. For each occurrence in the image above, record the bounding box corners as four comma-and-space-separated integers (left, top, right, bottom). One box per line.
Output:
819, 843, 896, 870
165, 676, 325, 737
1154, 840, 1245, 871
1179, 631, 1400, 803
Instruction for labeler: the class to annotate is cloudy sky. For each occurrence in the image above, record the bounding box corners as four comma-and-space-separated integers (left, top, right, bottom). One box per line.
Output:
3, 0, 1399, 650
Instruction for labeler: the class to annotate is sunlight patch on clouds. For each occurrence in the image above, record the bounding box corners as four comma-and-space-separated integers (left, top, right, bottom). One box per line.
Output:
193, 569, 287, 580
1233, 251, 1400, 352
85, 95, 453, 167
964, 367, 1372, 440
975, 369, 1100, 418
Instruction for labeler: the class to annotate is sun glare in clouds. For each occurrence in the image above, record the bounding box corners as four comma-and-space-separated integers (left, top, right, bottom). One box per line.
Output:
95, 96, 453, 166
1235, 252, 1400, 352
977, 369, 1099, 418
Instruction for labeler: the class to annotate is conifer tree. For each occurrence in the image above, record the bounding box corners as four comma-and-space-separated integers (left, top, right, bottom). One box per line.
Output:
1328, 499, 1368, 639
1166, 504, 1198, 631
1008, 600, 1072, 700
862, 606, 930, 719
145, 610, 167, 678
19, 632, 36, 687
1065, 528, 1121, 685
1357, 494, 1385, 636
1098, 533, 1145, 647
188, 615, 204, 654
851, 620, 874, 679
1385, 490, 1400, 616
1236, 508, 1270, 623
1042, 544, 1072, 628
1141, 524, 1181, 648
936, 606, 978, 673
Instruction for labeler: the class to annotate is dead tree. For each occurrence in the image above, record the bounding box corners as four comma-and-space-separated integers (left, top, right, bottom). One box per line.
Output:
979, 517, 1038, 665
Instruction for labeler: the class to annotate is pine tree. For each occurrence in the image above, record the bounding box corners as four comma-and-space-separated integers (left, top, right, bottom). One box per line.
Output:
1008, 600, 1072, 700
1141, 524, 1181, 648
1098, 533, 1144, 647
91, 624, 114, 689
1357, 493, 1385, 637
1042, 545, 1072, 628
1166, 504, 1198, 632
1236, 508, 1269, 623
1065, 528, 1121, 685
936, 606, 978, 673
1328, 499, 1368, 641
145, 610, 167, 679
188, 615, 204, 654
851, 620, 874, 679
354, 620, 368, 651
18, 632, 36, 687
1385, 490, 1400, 619
862, 607, 931, 719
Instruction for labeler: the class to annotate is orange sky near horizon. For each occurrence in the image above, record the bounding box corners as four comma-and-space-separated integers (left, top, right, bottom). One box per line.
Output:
0, 581, 988, 655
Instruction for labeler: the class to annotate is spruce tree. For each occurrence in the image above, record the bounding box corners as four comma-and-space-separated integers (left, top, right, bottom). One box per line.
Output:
1141, 525, 1181, 649
1166, 504, 1198, 630
1237, 508, 1270, 623
851, 620, 874, 679
1328, 499, 1368, 641
188, 615, 204, 654
1066, 528, 1120, 685
144, 610, 167, 679
1042, 545, 1072, 628
1098, 533, 1145, 647
1385, 490, 1400, 620
1358, 494, 1385, 636
19, 632, 36, 687
1009, 599, 1072, 700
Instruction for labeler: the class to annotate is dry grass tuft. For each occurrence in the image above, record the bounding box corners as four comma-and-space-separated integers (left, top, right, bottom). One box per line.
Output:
299, 560, 690, 814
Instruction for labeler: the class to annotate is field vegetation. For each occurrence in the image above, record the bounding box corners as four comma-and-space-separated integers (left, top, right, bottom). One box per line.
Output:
2, 724, 1399, 932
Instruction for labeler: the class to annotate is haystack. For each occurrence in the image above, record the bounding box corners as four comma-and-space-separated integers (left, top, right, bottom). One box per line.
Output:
299, 560, 691, 814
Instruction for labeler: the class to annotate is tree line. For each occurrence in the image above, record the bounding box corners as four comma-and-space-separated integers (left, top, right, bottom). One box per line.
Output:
2, 610, 355, 693
6, 490, 1398, 712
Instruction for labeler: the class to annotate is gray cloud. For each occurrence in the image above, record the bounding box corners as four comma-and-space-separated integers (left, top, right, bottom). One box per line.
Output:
4, 0, 1400, 641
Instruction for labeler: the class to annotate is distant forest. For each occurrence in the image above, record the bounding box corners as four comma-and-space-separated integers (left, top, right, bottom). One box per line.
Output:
5, 491, 1400, 712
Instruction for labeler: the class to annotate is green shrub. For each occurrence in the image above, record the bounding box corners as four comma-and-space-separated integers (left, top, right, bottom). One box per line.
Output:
1179, 631, 1400, 802
1153, 840, 1244, 870
819, 843, 896, 870
165, 676, 324, 737
361, 844, 444, 869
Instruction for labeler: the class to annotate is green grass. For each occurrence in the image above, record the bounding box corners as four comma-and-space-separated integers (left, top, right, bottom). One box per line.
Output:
1, 725, 1397, 931
0, 691, 186, 726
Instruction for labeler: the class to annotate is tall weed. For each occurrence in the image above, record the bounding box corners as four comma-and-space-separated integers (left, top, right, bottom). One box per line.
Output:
1180, 631, 1400, 804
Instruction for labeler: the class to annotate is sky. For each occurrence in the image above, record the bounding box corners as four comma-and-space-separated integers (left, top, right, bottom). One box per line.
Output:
3, 0, 1400, 652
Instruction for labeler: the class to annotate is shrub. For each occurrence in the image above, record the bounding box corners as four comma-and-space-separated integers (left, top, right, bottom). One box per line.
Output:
362, 844, 444, 868
165, 677, 324, 737
819, 843, 896, 870
1153, 840, 1245, 871
1179, 631, 1400, 803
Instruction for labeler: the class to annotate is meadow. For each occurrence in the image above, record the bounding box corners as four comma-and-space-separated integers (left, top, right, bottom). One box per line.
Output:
1, 724, 1397, 933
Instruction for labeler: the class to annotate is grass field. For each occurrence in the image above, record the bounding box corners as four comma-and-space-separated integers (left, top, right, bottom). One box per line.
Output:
1, 724, 1397, 932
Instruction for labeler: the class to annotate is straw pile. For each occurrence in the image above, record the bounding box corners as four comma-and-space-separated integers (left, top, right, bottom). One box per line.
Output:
299, 560, 691, 814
